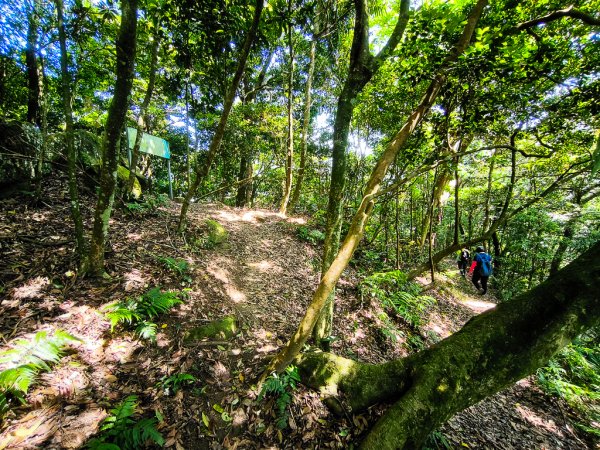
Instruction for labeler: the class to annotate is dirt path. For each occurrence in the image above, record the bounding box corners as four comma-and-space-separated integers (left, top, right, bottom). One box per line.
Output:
0, 189, 593, 449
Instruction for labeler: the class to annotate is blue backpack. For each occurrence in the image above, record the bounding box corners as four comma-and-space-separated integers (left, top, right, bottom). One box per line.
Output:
479, 253, 493, 277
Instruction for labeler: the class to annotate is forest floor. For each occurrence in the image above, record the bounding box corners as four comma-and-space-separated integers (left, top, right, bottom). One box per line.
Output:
0, 178, 595, 449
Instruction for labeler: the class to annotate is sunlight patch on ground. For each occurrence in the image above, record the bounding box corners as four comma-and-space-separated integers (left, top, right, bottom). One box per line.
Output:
126, 232, 143, 241
226, 285, 247, 303
207, 263, 232, 285
256, 344, 277, 354
462, 298, 496, 314
515, 404, 565, 437
103, 336, 141, 364
287, 216, 306, 225
247, 260, 283, 274
123, 268, 149, 292
10, 276, 50, 300
425, 315, 454, 338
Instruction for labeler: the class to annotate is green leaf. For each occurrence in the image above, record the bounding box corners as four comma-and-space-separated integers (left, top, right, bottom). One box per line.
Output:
202, 412, 210, 428
212, 404, 224, 413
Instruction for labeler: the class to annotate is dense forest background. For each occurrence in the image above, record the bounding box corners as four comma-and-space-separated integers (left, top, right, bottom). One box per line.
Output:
0, 0, 599, 448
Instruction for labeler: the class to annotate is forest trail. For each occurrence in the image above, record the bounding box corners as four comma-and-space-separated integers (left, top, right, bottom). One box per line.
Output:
0, 188, 593, 449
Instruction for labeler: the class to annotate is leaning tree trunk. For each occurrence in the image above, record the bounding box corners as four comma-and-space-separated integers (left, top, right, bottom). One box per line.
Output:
314, 0, 411, 348
87, 0, 138, 276
55, 0, 86, 261
279, 17, 295, 215
296, 241, 600, 449
265, 0, 488, 375
126, 31, 161, 196
177, 0, 263, 231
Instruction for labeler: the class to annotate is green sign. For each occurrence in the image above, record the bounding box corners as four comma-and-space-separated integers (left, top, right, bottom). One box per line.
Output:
127, 127, 170, 159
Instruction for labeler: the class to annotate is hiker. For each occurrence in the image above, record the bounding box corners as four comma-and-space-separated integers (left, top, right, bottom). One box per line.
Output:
469, 246, 492, 295
456, 248, 471, 277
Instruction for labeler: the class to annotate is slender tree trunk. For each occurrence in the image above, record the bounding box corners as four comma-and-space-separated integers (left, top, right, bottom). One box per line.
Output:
34, 54, 48, 200
178, 0, 263, 231
280, 17, 295, 215
419, 166, 451, 248
297, 241, 600, 449
428, 168, 438, 281
126, 32, 161, 196
483, 151, 496, 248
266, 0, 488, 374
289, 38, 316, 212
87, 0, 138, 276
26, 0, 41, 127
314, 0, 411, 347
56, 0, 86, 261
453, 159, 460, 245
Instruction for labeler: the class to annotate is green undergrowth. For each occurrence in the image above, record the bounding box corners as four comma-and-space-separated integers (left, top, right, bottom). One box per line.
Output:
156, 255, 191, 283
296, 225, 325, 245
537, 329, 600, 441
360, 270, 436, 328
124, 193, 169, 216
86, 395, 164, 450
259, 366, 301, 430
102, 287, 187, 342
0, 330, 80, 418
158, 373, 197, 396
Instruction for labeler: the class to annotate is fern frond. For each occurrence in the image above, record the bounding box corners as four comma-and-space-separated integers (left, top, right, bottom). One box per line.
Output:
112, 395, 139, 423
135, 322, 157, 342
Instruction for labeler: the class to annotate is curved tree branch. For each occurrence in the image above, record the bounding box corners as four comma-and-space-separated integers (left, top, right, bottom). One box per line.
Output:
517, 5, 600, 29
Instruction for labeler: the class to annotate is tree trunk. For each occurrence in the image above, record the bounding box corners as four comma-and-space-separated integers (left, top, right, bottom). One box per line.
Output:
419, 167, 451, 248
279, 17, 295, 215
314, 0, 411, 348
26, 0, 41, 127
266, 0, 488, 374
177, 0, 263, 231
126, 32, 161, 196
297, 241, 600, 449
289, 38, 316, 212
56, 0, 86, 261
87, 0, 138, 276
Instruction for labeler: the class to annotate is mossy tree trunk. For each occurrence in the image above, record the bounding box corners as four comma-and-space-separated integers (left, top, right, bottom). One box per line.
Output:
314, 0, 411, 349
87, 0, 138, 276
177, 0, 263, 231
266, 0, 487, 374
56, 0, 86, 261
296, 241, 600, 449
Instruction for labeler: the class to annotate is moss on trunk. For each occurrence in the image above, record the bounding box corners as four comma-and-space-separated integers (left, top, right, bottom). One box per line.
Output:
297, 241, 600, 449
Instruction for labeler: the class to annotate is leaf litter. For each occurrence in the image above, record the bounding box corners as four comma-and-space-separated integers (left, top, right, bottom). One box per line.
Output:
0, 176, 594, 449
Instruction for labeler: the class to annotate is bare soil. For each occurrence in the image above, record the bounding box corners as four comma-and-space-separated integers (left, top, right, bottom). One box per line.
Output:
0, 178, 593, 449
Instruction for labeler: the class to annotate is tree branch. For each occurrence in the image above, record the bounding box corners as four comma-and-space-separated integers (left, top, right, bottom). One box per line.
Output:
517, 5, 600, 29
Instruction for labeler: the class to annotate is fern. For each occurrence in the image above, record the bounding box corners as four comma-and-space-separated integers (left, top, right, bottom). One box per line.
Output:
360, 270, 435, 328
158, 373, 197, 396
87, 395, 164, 450
156, 256, 189, 278
259, 366, 300, 430
0, 330, 79, 417
102, 287, 184, 341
